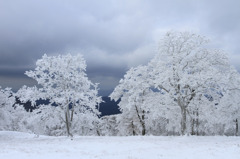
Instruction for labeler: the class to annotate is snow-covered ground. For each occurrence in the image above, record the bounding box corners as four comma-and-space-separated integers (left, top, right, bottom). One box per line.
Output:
0, 131, 240, 159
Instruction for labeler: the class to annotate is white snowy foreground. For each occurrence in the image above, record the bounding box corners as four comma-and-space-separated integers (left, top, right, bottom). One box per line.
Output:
0, 131, 240, 159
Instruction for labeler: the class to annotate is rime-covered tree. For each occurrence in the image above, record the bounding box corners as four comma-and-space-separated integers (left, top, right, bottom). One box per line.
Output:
110, 65, 153, 135
148, 31, 231, 135
217, 66, 240, 135
0, 87, 16, 130
111, 31, 239, 136
21, 54, 101, 136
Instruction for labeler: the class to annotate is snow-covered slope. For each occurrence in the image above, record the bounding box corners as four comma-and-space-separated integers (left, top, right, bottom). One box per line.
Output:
0, 131, 240, 159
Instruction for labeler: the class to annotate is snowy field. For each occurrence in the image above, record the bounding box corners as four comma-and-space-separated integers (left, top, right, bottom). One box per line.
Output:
0, 131, 240, 159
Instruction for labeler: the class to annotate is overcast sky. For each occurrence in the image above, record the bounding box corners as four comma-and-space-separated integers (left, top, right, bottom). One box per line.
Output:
0, 0, 240, 96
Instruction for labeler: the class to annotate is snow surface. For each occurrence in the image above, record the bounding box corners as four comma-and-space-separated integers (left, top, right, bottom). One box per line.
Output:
0, 131, 240, 159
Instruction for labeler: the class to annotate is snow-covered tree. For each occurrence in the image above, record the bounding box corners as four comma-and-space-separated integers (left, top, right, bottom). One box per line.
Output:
16, 85, 43, 106
100, 115, 119, 136
110, 65, 155, 135
216, 66, 240, 136
0, 87, 16, 130
111, 31, 239, 136
0, 86, 35, 132
148, 31, 231, 135
19, 54, 102, 136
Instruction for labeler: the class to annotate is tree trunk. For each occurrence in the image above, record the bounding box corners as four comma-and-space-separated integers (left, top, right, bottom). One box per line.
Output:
71, 109, 74, 122
141, 110, 146, 136
134, 105, 146, 136
196, 109, 199, 136
65, 106, 73, 137
191, 117, 195, 135
131, 121, 136, 136
191, 110, 195, 135
180, 106, 187, 135
235, 118, 238, 136
191, 109, 199, 136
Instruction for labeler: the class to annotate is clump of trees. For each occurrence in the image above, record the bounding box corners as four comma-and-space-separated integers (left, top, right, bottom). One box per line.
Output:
0, 31, 240, 136
111, 31, 240, 136
1, 54, 102, 136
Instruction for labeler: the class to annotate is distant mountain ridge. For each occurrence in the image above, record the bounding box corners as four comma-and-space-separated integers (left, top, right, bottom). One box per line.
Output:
99, 97, 121, 116
16, 97, 121, 117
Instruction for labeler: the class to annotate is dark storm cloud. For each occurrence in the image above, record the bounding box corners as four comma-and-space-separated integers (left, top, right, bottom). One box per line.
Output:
0, 0, 154, 69
86, 66, 127, 96
0, 68, 26, 77
0, 68, 36, 91
87, 66, 126, 79
1, 0, 240, 94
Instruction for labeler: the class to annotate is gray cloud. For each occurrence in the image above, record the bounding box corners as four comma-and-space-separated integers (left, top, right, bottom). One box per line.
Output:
0, 0, 240, 95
